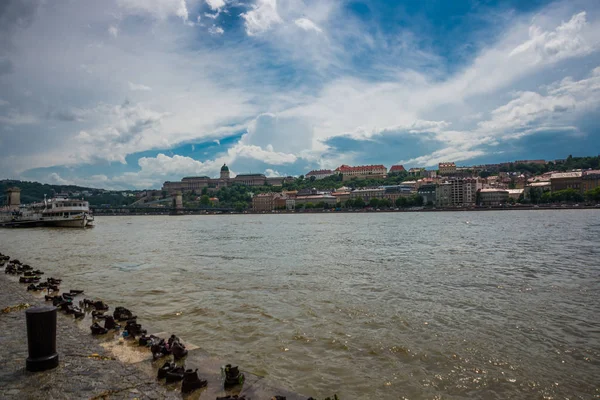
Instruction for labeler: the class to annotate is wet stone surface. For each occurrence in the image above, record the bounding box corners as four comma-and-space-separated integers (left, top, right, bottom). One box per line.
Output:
0, 272, 311, 400
0, 273, 179, 400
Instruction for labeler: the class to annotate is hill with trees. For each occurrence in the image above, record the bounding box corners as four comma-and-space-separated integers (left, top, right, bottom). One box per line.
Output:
0, 180, 137, 207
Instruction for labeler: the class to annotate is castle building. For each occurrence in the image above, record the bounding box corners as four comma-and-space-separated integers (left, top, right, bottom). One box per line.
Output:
162, 164, 288, 194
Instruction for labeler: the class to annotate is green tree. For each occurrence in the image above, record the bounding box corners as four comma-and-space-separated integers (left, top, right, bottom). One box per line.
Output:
353, 197, 365, 208
395, 197, 408, 208
541, 192, 552, 203
309, 175, 317, 182
201, 187, 208, 196
369, 198, 380, 208
315, 201, 325, 209
234, 201, 247, 212
528, 187, 541, 204
200, 195, 211, 206
585, 187, 600, 202
379, 198, 391, 208
412, 195, 424, 206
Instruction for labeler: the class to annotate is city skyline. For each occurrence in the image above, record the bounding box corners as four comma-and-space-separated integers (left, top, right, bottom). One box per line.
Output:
1, 0, 600, 190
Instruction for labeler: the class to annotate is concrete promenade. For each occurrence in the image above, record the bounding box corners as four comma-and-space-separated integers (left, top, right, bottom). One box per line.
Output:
0, 269, 312, 400
0, 273, 178, 400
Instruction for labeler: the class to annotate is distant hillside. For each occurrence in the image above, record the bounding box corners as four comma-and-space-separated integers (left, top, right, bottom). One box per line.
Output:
0, 180, 137, 207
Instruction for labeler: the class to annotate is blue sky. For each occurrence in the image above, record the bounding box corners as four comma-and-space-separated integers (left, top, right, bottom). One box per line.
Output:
0, 0, 599, 189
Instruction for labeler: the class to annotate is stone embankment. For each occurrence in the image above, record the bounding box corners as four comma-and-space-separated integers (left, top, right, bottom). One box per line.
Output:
0, 255, 325, 400
0, 272, 176, 400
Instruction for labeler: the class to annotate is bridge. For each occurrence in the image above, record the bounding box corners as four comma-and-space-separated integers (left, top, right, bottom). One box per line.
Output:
91, 206, 235, 215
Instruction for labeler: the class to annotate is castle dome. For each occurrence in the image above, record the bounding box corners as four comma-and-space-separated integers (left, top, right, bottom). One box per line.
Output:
221, 164, 229, 172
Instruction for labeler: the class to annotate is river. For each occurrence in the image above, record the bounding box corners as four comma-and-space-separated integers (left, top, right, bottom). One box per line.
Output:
1, 211, 599, 399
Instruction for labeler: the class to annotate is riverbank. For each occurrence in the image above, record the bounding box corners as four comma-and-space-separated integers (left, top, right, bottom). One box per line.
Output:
0, 265, 314, 400
0, 273, 177, 400
91, 204, 600, 216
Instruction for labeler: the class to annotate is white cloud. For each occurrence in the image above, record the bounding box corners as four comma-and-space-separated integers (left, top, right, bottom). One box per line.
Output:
110, 153, 226, 189
116, 0, 190, 21
231, 143, 297, 165
208, 25, 224, 35
128, 82, 152, 91
264, 168, 281, 177
3, 0, 600, 187
74, 102, 170, 164
46, 172, 73, 185
137, 153, 218, 176
206, 0, 226, 10
0, 99, 9, 106
294, 18, 322, 33
400, 148, 486, 168
241, 0, 282, 36
0, 110, 38, 125
108, 26, 118, 38
509, 12, 593, 63
478, 91, 576, 133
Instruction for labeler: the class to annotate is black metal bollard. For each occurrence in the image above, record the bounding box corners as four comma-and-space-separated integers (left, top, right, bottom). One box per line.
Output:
25, 305, 59, 372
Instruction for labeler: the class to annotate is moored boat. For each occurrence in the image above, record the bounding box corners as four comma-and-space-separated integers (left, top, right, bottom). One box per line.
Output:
0, 189, 95, 228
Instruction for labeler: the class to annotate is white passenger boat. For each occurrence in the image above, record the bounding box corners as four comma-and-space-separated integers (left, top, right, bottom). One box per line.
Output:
0, 195, 94, 228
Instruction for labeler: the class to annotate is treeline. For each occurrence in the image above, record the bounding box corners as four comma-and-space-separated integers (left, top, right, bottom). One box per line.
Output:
0, 180, 137, 207
0, 180, 95, 204
183, 184, 253, 211
522, 187, 600, 204
292, 194, 425, 210
497, 155, 600, 175
281, 171, 411, 191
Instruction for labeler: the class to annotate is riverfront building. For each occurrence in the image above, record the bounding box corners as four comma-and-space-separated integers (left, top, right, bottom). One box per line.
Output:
417, 184, 436, 205
550, 171, 583, 192
335, 164, 387, 181
582, 170, 600, 192
438, 162, 457, 175
479, 188, 509, 206
450, 178, 481, 206
305, 169, 336, 180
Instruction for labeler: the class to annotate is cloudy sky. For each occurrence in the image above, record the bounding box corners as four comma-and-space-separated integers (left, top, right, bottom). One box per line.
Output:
1, 0, 599, 189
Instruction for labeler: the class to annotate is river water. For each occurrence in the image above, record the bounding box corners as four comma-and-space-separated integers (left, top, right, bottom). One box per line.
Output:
1, 211, 599, 399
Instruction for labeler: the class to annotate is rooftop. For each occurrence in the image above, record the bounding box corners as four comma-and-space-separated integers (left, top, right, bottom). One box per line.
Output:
583, 169, 600, 176
550, 171, 583, 179
182, 176, 210, 180
389, 165, 406, 172
335, 164, 386, 172
528, 181, 551, 187
235, 174, 266, 178
480, 188, 508, 193
295, 194, 336, 199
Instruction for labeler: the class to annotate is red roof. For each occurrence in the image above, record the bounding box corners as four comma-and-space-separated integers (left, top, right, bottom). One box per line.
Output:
335, 164, 386, 172
389, 165, 405, 172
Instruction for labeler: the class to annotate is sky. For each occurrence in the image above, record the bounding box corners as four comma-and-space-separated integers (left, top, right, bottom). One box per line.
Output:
0, 0, 599, 190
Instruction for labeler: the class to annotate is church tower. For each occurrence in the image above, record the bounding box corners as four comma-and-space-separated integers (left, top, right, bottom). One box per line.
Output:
220, 164, 230, 180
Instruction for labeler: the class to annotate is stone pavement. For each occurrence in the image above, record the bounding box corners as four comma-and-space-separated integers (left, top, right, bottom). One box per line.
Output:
0, 262, 320, 400
0, 272, 179, 400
